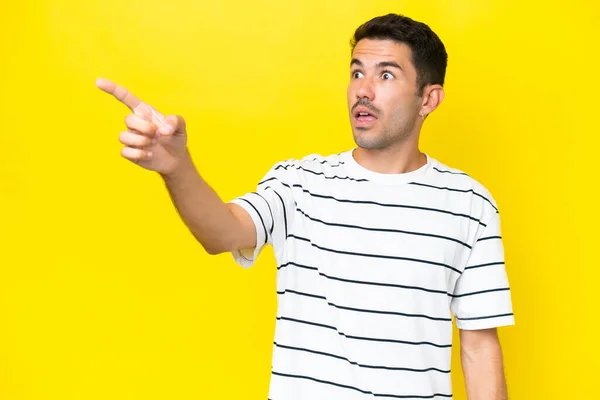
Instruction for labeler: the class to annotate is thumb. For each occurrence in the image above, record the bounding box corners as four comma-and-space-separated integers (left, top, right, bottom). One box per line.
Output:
133, 103, 165, 126
158, 115, 186, 136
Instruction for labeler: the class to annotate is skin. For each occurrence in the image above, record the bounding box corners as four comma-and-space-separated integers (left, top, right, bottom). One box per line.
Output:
95, 78, 254, 254
96, 37, 508, 398
461, 328, 509, 399
346, 38, 443, 175
347, 39, 508, 399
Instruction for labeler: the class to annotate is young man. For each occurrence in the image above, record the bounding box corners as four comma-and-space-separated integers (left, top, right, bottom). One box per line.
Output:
97, 13, 514, 400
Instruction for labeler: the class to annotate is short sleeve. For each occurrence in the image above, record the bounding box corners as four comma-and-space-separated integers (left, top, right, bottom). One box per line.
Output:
227, 161, 296, 268
450, 212, 515, 330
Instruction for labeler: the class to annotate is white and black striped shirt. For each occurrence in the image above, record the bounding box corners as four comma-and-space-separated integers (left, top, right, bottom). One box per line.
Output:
229, 148, 515, 400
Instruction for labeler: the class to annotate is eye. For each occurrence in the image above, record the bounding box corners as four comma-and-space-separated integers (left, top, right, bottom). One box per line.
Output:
352, 70, 364, 79
381, 71, 394, 80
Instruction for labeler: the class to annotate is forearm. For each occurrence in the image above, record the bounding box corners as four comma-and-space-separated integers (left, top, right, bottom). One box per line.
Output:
461, 330, 507, 400
161, 152, 252, 254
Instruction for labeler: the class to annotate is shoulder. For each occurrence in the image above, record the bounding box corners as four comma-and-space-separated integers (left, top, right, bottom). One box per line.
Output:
267, 151, 345, 174
428, 157, 500, 217
258, 151, 345, 186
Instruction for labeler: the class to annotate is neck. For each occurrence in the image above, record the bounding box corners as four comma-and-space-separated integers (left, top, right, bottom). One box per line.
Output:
352, 141, 426, 175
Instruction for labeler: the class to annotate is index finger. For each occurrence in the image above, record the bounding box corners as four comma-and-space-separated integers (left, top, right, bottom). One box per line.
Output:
95, 78, 143, 111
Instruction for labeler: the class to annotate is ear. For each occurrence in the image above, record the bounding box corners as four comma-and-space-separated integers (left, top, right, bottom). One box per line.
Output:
419, 84, 445, 118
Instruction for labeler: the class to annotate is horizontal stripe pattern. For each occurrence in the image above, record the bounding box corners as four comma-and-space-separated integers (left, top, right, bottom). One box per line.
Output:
276, 262, 454, 330
276, 316, 453, 348
285, 181, 487, 226
274, 163, 368, 182
273, 342, 451, 373
450, 287, 510, 298
287, 234, 463, 274
278, 261, 451, 296
229, 150, 513, 400
295, 207, 472, 249
408, 181, 498, 212
275, 288, 453, 349
456, 312, 514, 321
271, 371, 453, 399
271, 370, 452, 399
478, 235, 502, 242
277, 288, 452, 322
433, 166, 468, 176
464, 261, 505, 270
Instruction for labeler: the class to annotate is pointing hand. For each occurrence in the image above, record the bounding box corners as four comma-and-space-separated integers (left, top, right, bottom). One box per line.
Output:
96, 78, 189, 175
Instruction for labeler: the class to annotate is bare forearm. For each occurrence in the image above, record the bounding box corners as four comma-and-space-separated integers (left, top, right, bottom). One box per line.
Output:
461, 331, 507, 400
161, 152, 252, 254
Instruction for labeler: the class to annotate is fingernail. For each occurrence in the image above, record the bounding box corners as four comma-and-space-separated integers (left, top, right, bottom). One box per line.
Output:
147, 151, 153, 158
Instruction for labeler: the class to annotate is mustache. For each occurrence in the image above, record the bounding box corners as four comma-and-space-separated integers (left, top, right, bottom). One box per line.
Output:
352, 98, 381, 116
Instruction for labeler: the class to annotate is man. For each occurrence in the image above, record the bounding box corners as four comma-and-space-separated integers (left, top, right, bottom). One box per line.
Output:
97, 13, 514, 400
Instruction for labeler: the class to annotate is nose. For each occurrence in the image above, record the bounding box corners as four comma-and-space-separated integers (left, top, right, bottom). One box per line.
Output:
356, 76, 375, 101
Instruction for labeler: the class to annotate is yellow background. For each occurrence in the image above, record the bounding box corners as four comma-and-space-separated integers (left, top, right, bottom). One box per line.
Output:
1, 0, 598, 399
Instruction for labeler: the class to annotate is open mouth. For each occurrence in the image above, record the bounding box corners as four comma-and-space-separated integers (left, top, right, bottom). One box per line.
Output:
354, 107, 378, 123
356, 112, 376, 121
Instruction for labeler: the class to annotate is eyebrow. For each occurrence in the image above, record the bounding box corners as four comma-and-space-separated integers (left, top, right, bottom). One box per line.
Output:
350, 58, 403, 71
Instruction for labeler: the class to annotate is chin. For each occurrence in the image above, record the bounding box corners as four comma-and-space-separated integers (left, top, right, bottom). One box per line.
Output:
353, 130, 387, 150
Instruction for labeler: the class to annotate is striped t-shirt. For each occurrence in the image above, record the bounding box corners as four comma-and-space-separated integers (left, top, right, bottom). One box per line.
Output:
229, 148, 515, 400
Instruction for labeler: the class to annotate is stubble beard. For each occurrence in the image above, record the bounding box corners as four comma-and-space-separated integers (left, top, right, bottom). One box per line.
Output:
353, 114, 418, 150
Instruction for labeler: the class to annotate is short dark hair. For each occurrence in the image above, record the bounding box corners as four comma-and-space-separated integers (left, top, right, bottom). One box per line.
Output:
350, 14, 448, 95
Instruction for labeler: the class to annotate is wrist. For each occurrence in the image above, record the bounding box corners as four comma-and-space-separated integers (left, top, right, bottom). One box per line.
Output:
160, 149, 194, 182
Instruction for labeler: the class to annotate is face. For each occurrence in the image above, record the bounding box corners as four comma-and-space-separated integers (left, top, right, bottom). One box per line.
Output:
347, 39, 424, 150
